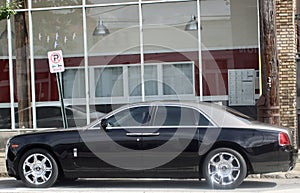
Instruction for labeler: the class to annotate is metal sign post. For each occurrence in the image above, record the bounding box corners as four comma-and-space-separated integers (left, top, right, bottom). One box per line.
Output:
55, 72, 68, 128
48, 50, 68, 128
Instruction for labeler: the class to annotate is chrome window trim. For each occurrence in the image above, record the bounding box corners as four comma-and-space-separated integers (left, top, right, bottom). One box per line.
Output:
88, 102, 218, 130
105, 125, 217, 130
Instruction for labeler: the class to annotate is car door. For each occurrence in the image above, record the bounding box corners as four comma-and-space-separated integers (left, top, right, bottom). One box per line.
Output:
141, 105, 208, 178
74, 105, 153, 177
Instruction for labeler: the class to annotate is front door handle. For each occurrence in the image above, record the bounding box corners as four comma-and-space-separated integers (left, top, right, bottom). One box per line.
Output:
126, 132, 160, 136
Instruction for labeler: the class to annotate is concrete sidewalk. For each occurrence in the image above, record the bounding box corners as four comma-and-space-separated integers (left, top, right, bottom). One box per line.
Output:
0, 152, 7, 177
1, 151, 300, 179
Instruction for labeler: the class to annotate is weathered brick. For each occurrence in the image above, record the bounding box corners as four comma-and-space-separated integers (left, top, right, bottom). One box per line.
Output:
276, 0, 297, 132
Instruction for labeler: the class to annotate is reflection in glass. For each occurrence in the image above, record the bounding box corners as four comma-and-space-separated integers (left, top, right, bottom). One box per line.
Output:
32, 9, 83, 56
87, 5, 140, 56
63, 69, 85, 98
201, 0, 259, 96
163, 63, 193, 95
107, 106, 150, 127
0, 60, 10, 103
0, 19, 15, 56
95, 67, 124, 97
0, 21, 8, 56
142, 1, 198, 54
32, 0, 82, 8
129, 65, 158, 96
87, 0, 137, 4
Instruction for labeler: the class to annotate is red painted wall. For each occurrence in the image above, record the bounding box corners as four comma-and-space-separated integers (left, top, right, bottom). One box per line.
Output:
202, 48, 259, 96
0, 48, 259, 103
0, 60, 10, 103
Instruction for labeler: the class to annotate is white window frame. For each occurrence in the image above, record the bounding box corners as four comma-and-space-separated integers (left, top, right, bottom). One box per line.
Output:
61, 61, 195, 105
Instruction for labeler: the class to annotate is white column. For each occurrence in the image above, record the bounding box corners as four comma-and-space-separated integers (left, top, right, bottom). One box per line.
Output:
7, 0, 15, 129
197, 0, 203, 101
28, 0, 37, 129
83, 0, 90, 124
139, 0, 145, 102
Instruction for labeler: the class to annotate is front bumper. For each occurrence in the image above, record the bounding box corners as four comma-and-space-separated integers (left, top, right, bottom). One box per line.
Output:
5, 141, 19, 179
6, 159, 17, 177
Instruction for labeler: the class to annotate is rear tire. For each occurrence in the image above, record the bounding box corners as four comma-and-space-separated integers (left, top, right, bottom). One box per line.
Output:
202, 148, 247, 189
18, 148, 59, 188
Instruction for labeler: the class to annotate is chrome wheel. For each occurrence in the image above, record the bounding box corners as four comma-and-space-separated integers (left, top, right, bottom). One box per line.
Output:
23, 153, 53, 185
208, 152, 240, 186
19, 149, 58, 188
203, 148, 247, 189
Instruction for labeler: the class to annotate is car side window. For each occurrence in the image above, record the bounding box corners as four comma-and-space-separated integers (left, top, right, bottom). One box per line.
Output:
106, 106, 151, 127
153, 106, 199, 126
152, 106, 213, 127
198, 114, 213, 126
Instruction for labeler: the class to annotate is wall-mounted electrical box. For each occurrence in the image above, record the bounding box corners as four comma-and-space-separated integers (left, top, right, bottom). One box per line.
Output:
228, 69, 255, 106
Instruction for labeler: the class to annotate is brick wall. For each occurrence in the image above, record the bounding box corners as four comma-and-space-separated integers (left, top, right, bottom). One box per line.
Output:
276, 0, 297, 135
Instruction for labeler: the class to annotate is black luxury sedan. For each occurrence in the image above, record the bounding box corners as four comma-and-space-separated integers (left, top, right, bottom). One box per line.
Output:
5, 101, 298, 189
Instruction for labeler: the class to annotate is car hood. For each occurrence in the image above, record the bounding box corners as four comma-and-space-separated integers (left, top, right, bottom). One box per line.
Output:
11, 127, 84, 139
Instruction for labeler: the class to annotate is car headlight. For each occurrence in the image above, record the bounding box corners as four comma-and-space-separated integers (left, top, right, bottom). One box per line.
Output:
5, 138, 11, 160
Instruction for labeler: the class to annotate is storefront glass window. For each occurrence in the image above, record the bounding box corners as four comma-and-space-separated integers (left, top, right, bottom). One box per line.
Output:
0, 18, 11, 129
32, 9, 84, 57
31, 9, 85, 128
0, 0, 261, 129
87, 0, 137, 4
142, 0, 198, 97
32, 0, 82, 8
87, 5, 140, 103
87, 5, 140, 56
129, 65, 158, 96
32, 8, 84, 102
94, 67, 124, 97
163, 63, 193, 95
0, 20, 8, 56
201, 0, 259, 99
0, 59, 10, 103
63, 68, 85, 98
0, 19, 15, 56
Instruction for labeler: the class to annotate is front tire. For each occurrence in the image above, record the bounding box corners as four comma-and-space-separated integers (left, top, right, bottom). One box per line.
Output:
18, 148, 59, 188
202, 148, 247, 189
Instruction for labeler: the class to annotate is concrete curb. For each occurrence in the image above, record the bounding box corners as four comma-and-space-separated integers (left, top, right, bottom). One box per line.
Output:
248, 172, 300, 179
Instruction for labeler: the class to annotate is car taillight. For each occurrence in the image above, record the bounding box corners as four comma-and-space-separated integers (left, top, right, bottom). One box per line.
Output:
279, 132, 291, 146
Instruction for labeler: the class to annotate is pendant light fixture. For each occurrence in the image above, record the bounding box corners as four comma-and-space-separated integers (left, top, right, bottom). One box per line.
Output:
93, 19, 110, 36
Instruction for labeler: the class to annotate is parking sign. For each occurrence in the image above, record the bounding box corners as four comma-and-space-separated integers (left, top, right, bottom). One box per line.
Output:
48, 50, 65, 73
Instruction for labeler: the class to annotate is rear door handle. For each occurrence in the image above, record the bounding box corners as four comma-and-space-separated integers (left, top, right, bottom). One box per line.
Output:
126, 132, 160, 136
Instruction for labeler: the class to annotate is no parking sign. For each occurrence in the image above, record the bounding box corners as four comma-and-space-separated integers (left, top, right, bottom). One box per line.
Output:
48, 50, 65, 73
47, 50, 68, 128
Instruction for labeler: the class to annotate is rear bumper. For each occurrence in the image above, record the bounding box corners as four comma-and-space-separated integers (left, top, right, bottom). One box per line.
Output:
250, 147, 298, 174
289, 148, 298, 171
277, 147, 298, 173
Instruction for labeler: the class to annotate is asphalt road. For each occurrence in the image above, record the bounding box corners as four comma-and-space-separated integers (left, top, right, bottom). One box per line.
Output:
0, 178, 300, 193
